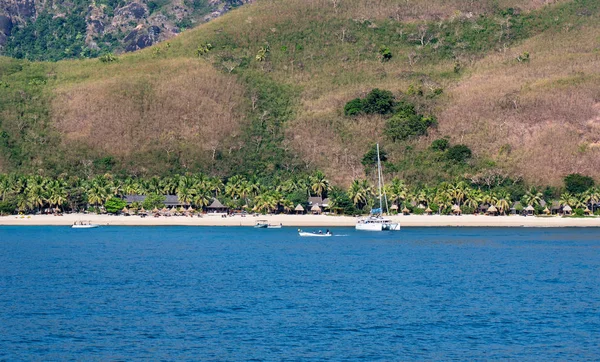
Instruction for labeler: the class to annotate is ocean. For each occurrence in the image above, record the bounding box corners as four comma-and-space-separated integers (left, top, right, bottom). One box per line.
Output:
1, 226, 599, 360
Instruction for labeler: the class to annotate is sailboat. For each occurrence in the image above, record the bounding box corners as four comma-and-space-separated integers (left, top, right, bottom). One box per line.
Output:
355, 144, 400, 231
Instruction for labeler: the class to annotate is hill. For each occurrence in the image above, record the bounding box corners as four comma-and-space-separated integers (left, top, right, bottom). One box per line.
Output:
0, 0, 599, 188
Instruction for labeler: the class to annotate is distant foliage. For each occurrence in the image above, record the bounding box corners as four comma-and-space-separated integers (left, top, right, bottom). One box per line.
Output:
384, 102, 437, 142
99, 53, 118, 63
361, 144, 387, 168
344, 98, 364, 116
105, 197, 127, 213
142, 194, 166, 210
430, 138, 449, 151
378, 45, 392, 62
446, 145, 472, 163
344, 89, 395, 116
564, 173, 595, 194
196, 42, 213, 56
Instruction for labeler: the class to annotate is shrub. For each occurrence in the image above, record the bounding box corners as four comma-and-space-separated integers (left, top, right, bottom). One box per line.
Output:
142, 194, 166, 210
344, 98, 364, 116
446, 145, 472, 163
0, 200, 16, 215
362, 89, 395, 115
378, 46, 392, 62
430, 138, 449, 151
574, 208, 585, 217
564, 173, 595, 194
361, 144, 387, 168
384, 113, 436, 142
99, 53, 117, 63
105, 197, 127, 214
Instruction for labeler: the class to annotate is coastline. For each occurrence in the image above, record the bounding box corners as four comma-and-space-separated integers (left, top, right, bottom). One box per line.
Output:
1, 213, 599, 227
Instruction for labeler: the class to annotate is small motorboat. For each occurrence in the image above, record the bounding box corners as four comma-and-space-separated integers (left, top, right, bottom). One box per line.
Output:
298, 229, 332, 237
254, 220, 269, 228
71, 221, 99, 229
267, 224, 282, 229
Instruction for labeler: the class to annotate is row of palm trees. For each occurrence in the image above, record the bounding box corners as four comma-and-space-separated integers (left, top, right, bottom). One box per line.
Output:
0, 172, 330, 214
0, 173, 598, 215
350, 179, 600, 215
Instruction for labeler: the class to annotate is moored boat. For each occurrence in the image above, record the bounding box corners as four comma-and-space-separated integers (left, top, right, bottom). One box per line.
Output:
254, 220, 269, 228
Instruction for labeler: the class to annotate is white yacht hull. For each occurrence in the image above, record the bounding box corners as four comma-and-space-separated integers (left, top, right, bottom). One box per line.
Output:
355, 218, 400, 231
299, 232, 332, 237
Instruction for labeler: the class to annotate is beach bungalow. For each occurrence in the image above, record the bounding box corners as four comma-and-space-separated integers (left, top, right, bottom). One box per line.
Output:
562, 205, 572, 215
550, 201, 562, 215
510, 202, 522, 215
390, 204, 399, 214
307, 196, 329, 213
311, 204, 322, 214
402, 207, 410, 215
584, 207, 592, 215
294, 204, 305, 214
487, 205, 498, 216
425, 207, 433, 215
524, 205, 535, 216
207, 198, 228, 214
543, 207, 550, 215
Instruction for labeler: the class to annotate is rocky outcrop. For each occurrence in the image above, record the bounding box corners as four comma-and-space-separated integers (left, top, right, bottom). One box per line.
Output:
0, 0, 252, 52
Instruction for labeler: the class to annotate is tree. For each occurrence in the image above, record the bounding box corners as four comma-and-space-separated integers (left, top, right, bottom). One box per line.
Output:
142, 194, 166, 210
384, 113, 434, 142
363, 89, 395, 115
344, 98, 364, 116
309, 171, 329, 198
564, 173, 595, 194
446, 145, 472, 163
105, 197, 127, 214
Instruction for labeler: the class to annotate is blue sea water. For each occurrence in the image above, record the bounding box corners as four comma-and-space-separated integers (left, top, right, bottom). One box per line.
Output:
0, 226, 599, 360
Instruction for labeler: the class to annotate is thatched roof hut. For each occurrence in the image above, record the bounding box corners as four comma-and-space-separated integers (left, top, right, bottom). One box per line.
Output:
562, 205, 572, 215
390, 204, 398, 210
487, 205, 498, 215
311, 204, 321, 214
525, 205, 535, 215
543, 207, 550, 215
584, 207, 591, 215
402, 207, 410, 215
417, 203, 426, 209
425, 207, 433, 215
294, 204, 305, 214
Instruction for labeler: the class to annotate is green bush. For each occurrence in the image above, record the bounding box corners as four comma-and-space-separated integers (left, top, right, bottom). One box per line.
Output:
574, 208, 585, 217
362, 89, 395, 115
0, 200, 16, 215
378, 46, 392, 62
344, 98, 364, 116
564, 173, 595, 194
446, 145, 472, 163
105, 197, 127, 213
142, 194, 166, 210
431, 138, 449, 151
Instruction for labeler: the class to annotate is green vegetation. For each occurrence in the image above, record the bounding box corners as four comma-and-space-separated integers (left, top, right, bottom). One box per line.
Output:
0, 172, 598, 216
0, 0, 599, 189
564, 173, 595, 194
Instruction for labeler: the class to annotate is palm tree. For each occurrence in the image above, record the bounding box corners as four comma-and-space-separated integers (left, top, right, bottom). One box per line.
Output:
348, 180, 372, 210
524, 188, 543, 207
386, 178, 407, 209
46, 180, 68, 212
464, 189, 482, 211
309, 171, 329, 198
559, 192, 575, 207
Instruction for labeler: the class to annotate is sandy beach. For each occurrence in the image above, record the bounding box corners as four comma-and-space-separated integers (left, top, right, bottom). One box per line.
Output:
1, 213, 599, 227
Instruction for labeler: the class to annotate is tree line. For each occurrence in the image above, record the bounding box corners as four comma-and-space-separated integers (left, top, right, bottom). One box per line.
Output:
0, 172, 597, 216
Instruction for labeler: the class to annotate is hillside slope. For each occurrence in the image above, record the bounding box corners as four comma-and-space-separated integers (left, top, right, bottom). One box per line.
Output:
0, 0, 598, 187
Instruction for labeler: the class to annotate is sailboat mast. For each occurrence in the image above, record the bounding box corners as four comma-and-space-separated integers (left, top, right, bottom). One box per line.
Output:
377, 143, 383, 213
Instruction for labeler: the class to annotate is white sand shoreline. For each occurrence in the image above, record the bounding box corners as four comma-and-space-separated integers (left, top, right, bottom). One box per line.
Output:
1, 213, 599, 227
